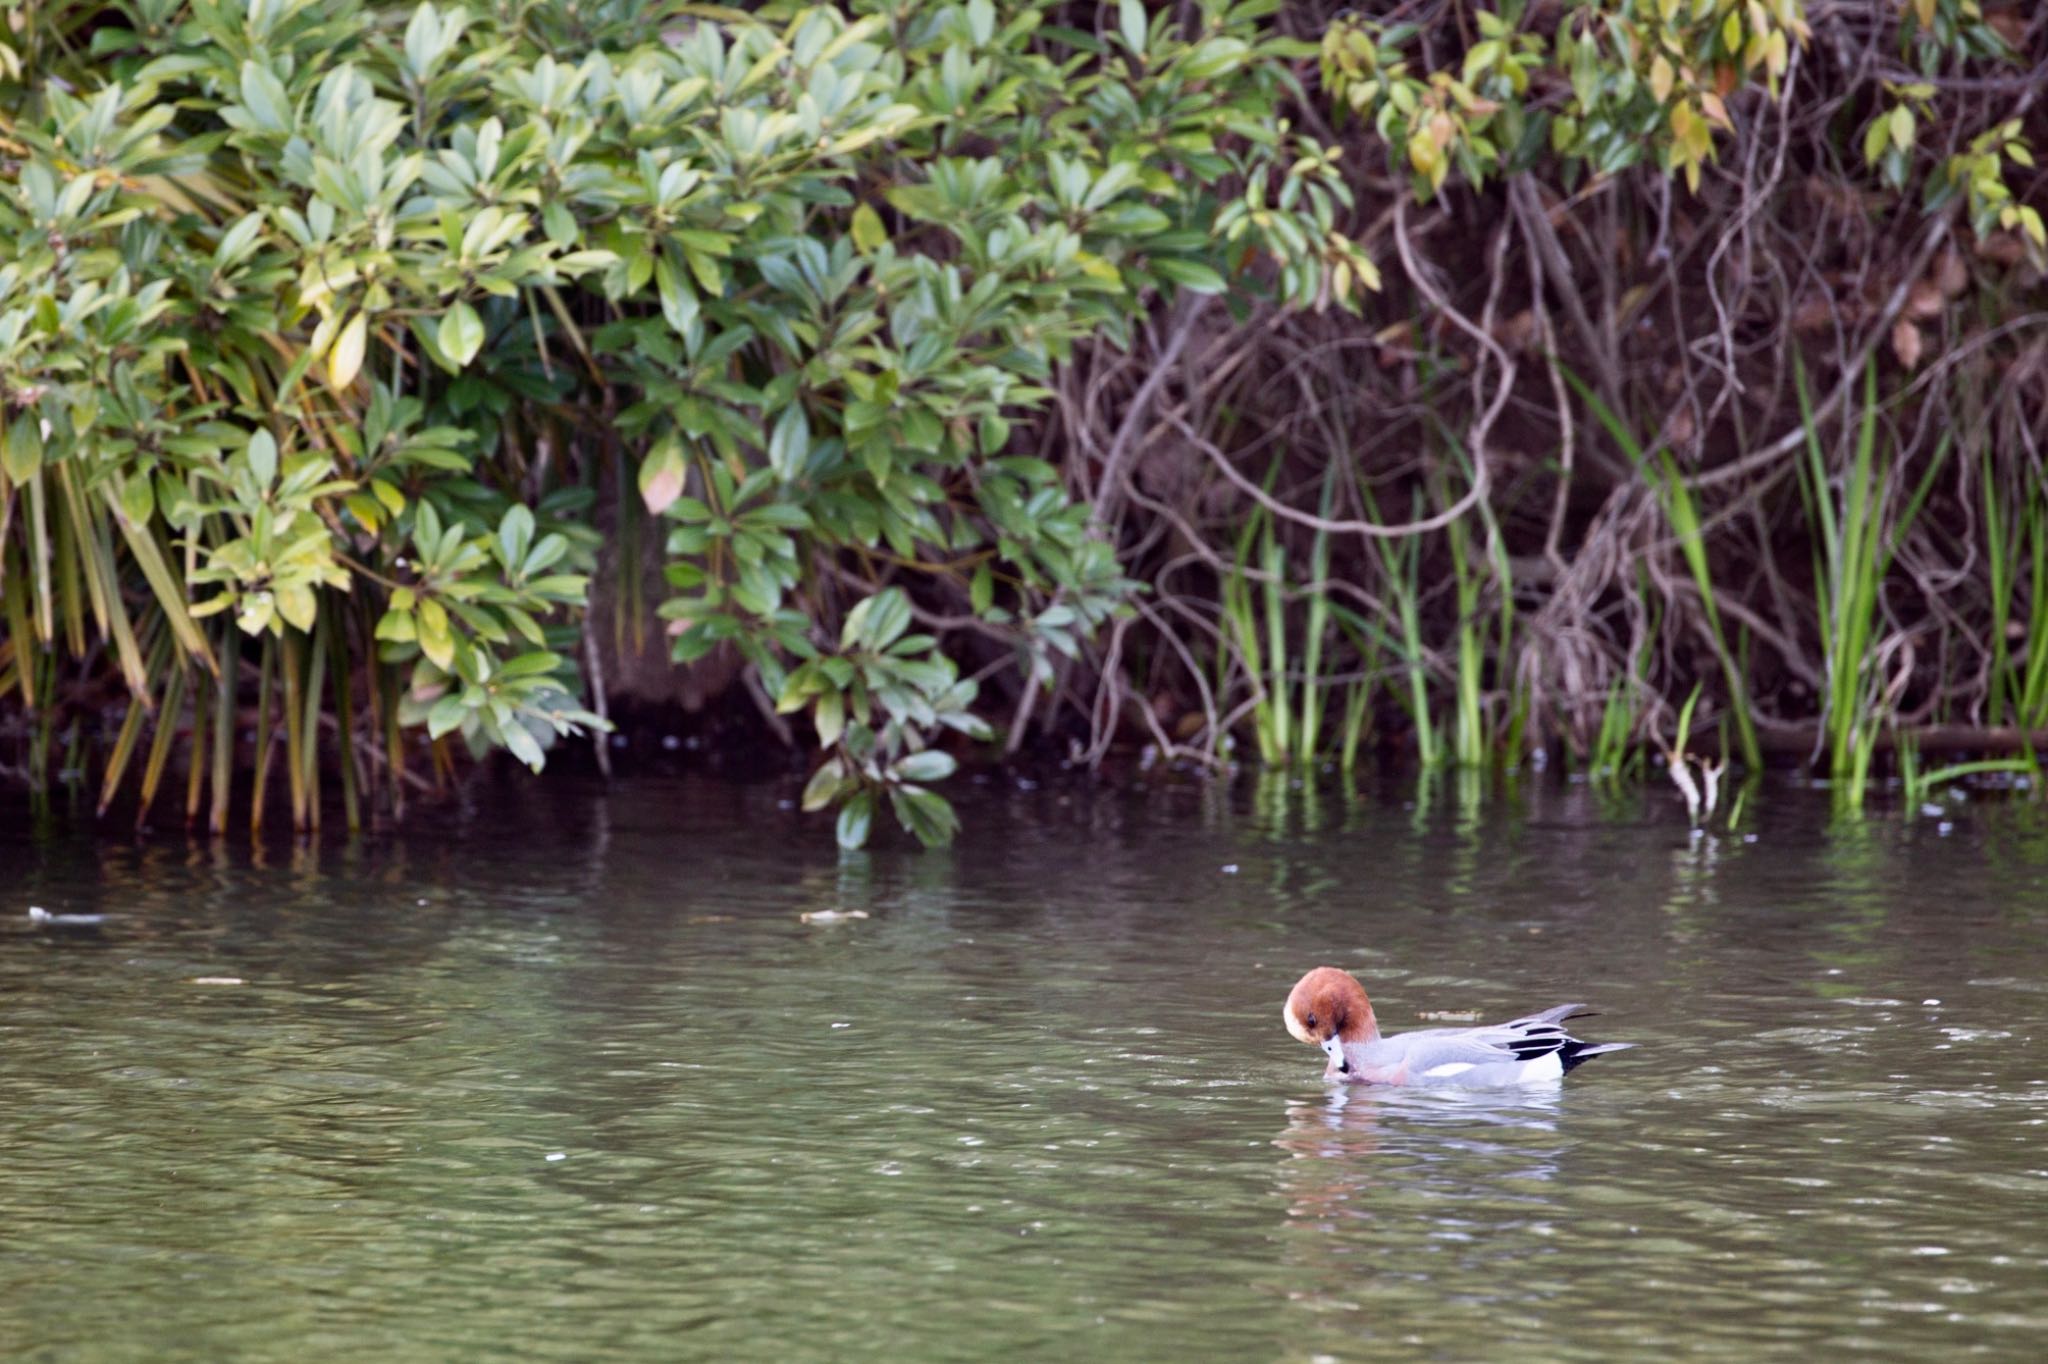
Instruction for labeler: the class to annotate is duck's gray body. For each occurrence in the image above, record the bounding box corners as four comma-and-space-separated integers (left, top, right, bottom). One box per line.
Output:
1328, 1003, 1634, 1087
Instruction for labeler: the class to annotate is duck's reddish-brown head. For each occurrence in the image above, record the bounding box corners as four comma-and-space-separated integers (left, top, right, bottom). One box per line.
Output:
1283, 967, 1379, 1055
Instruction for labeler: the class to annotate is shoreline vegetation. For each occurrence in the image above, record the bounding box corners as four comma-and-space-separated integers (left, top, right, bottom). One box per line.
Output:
1, 1, 2045, 846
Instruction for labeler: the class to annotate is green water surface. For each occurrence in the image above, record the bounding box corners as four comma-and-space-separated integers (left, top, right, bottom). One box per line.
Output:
4, 774, 2045, 1361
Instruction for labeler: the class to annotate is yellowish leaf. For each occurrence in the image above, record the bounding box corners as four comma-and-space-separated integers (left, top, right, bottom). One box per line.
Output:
850, 203, 887, 254
327, 312, 367, 391
1650, 54, 1675, 103
2021, 206, 2047, 249
1407, 129, 1439, 177
1889, 106, 1915, 152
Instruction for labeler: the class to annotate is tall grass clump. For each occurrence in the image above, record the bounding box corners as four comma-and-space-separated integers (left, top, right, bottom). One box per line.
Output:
1795, 362, 1951, 808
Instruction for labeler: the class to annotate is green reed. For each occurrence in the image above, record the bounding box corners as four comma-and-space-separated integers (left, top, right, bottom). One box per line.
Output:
1795, 360, 1951, 807
1984, 455, 2048, 730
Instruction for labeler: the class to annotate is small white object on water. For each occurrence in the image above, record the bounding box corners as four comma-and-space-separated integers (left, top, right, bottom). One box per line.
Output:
27, 906, 108, 927
545, 1152, 566, 1162
1923, 999, 1941, 1006
800, 909, 870, 925
190, 977, 245, 986
831, 1022, 851, 1029
1220, 864, 1239, 875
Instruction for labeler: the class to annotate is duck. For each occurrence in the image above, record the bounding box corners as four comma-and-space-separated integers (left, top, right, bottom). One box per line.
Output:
1284, 966, 1633, 1087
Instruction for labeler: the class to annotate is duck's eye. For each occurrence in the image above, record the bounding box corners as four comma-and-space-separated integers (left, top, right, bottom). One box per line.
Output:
1304, 1014, 1318, 1029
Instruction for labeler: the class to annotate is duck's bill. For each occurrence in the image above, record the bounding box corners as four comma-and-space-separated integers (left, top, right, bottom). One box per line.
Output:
1320, 1035, 1351, 1076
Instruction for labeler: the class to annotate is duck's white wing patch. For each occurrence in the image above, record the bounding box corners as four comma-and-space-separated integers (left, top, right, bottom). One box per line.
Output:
1421, 1061, 1476, 1078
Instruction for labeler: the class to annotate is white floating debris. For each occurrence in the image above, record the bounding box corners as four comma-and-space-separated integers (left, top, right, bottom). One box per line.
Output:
1220, 864, 1240, 875
27, 906, 108, 927
545, 1152, 566, 1162
190, 977, 245, 986
1923, 999, 1941, 1006
800, 909, 870, 925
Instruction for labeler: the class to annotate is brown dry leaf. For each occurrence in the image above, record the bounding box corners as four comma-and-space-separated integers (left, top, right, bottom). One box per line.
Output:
1936, 246, 1970, 297
1666, 405, 1697, 447
1791, 296, 1835, 333
1891, 317, 1924, 371
1975, 231, 2027, 267
1986, 5, 2026, 47
1492, 308, 1537, 351
1906, 280, 1945, 319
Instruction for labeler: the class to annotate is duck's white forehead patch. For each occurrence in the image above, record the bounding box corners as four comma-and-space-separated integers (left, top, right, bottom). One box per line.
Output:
1283, 998, 1315, 1045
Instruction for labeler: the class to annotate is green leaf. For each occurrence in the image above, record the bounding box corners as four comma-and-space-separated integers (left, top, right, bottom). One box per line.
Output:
418, 597, 455, 669
1150, 258, 1227, 293
247, 430, 277, 487
1118, 0, 1147, 57
801, 757, 845, 811
768, 402, 810, 482
119, 473, 155, 526
427, 694, 467, 739
3, 413, 44, 482
438, 301, 485, 369
851, 203, 887, 253
277, 583, 317, 632
543, 200, 577, 248
894, 749, 957, 783
503, 722, 545, 771
497, 504, 535, 568
814, 688, 844, 748
836, 790, 874, 850
238, 61, 293, 134
843, 588, 912, 651
889, 786, 960, 848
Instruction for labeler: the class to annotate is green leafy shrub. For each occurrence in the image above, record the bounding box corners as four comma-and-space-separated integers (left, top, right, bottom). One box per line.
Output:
0, 0, 1371, 844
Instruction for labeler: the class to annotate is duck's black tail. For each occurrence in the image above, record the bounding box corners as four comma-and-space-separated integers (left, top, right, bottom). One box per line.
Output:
1559, 1039, 1636, 1073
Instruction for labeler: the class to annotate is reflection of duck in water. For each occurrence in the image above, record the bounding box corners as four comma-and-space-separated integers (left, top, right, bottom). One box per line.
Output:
1271, 1085, 1573, 1271
1284, 967, 1634, 1087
